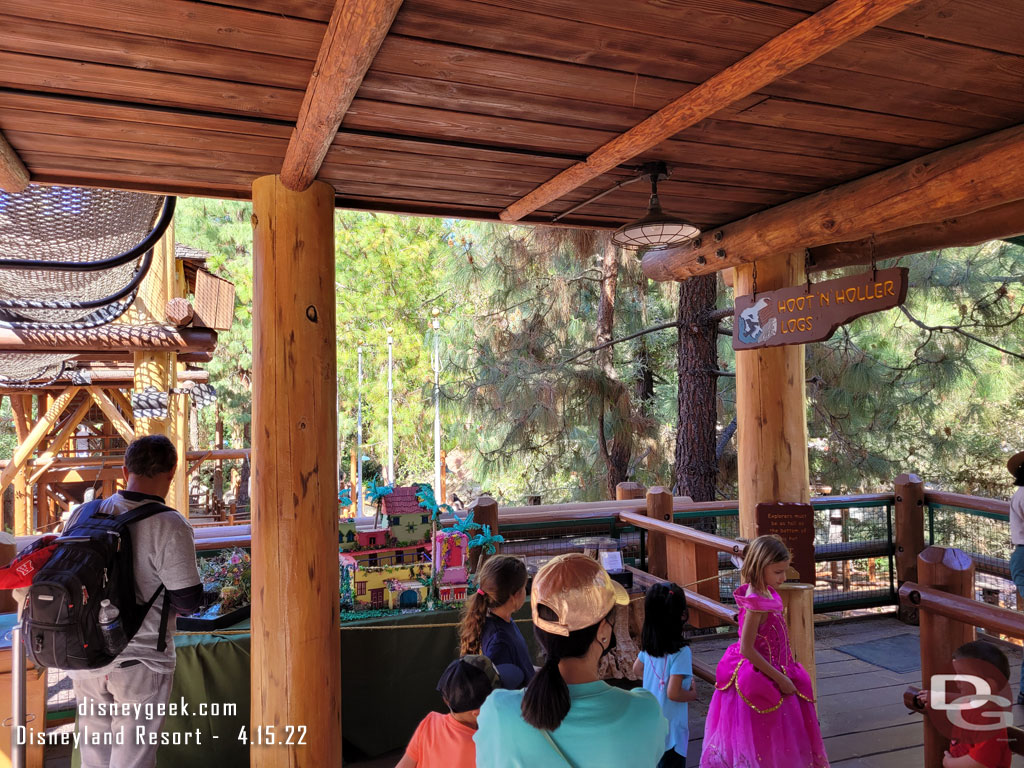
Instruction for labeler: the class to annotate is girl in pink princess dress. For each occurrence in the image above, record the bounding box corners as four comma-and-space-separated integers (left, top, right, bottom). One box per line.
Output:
700, 535, 829, 768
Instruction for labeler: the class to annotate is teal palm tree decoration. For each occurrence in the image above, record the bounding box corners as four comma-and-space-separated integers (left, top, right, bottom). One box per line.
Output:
338, 488, 353, 508
440, 510, 481, 537
365, 480, 394, 527
468, 524, 505, 555
415, 483, 452, 523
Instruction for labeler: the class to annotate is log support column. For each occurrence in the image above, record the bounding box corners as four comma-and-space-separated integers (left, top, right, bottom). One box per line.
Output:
733, 251, 810, 539
251, 175, 340, 768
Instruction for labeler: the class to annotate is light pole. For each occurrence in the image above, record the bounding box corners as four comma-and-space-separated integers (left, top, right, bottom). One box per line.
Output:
356, 340, 364, 518
387, 326, 395, 486
431, 308, 441, 499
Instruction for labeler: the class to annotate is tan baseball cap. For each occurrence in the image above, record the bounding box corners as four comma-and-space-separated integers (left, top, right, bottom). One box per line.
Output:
531, 553, 629, 637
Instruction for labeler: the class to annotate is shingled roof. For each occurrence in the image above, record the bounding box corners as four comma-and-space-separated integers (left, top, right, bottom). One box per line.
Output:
382, 486, 423, 518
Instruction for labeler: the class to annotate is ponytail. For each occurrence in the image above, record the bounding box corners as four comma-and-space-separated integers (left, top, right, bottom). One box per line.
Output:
458, 555, 527, 656
520, 605, 604, 731
459, 591, 490, 655
521, 654, 569, 731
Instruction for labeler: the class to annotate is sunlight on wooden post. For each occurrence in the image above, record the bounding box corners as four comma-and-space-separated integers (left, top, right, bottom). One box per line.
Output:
918, 546, 974, 768
645, 487, 673, 579
251, 174, 340, 768
734, 252, 810, 539
894, 472, 926, 623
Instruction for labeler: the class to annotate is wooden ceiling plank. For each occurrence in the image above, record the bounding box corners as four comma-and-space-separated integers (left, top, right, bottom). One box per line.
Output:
0, 128, 29, 192
0, 51, 304, 122
2, 0, 323, 61
807, 200, 1024, 272
356, 71, 944, 163
499, 0, 928, 222
0, 13, 315, 90
641, 124, 1024, 281
392, 3, 1024, 116
195, 0, 335, 23
342, 99, 881, 180
279, 0, 404, 191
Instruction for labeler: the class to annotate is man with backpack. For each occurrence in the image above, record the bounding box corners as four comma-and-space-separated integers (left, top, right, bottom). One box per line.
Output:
44, 435, 201, 768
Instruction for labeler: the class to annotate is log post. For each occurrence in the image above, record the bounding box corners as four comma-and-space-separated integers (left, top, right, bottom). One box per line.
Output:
894, 472, 926, 624
666, 530, 721, 630
251, 174, 340, 768
734, 252, 810, 539
645, 487, 673, 579
13, 473, 29, 537
468, 495, 499, 573
918, 546, 975, 768
778, 583, 816, 701
615, 482, 646, 502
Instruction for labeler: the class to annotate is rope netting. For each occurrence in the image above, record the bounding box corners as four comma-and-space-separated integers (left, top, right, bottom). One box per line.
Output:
0, 186, 173, 385
0, 185, 169, 326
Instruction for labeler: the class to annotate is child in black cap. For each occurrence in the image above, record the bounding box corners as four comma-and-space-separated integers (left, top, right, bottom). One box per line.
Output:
397, 654, 500, 768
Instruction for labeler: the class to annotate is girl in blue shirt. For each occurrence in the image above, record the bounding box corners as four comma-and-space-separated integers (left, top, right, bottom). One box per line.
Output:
459, 555, 534, 688
633, 582, 696, 768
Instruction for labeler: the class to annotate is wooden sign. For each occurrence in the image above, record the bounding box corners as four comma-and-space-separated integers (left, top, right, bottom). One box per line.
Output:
734, 267, 908, 349
755, 503, 815, 585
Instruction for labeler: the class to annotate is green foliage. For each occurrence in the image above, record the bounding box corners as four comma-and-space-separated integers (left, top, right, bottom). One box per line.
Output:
0, 398, 15, 461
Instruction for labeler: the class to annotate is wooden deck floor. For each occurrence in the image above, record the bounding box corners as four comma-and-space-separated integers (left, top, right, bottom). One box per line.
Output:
685, 614, 1024, 767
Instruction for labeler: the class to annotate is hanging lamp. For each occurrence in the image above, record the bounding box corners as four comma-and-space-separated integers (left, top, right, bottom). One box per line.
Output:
611, 162, 700, 251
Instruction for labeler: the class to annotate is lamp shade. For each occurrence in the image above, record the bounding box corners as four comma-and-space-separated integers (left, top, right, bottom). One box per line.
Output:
611, 193, 700, 250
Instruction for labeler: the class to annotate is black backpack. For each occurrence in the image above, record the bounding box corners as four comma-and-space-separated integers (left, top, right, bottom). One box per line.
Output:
24, 498, 173, 670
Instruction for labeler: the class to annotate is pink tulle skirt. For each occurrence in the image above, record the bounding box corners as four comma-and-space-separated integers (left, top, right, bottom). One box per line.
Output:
700, 647, 829, 768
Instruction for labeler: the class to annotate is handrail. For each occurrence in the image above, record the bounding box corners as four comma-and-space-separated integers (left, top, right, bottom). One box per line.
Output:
619, 510, 745, 555
924, 490, 1009, 518
899, 581, 1024, 638
684, 588, 739, 625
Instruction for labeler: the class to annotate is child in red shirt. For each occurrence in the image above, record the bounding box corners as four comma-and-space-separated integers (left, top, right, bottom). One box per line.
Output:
398, 655, 499, 768
917, 640, 1012, 768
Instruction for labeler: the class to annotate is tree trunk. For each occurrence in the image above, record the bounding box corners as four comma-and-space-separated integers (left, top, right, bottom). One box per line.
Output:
673, 274, 719, 518
595, 240, 633, 497
238, 419, 251, 511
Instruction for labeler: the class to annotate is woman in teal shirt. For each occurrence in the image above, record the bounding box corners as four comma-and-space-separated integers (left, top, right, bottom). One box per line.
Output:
474, 553, 667, 767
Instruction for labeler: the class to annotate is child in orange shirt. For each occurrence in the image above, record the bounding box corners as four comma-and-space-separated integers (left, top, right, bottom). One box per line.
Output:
916, 640, 1012, 768
398, 655, 500, 768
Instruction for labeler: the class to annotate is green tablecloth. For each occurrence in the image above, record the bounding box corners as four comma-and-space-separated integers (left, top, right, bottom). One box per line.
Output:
73, 605, 539, 765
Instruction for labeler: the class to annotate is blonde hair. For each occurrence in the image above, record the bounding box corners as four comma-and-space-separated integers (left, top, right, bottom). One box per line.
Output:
740, 535, 791, 593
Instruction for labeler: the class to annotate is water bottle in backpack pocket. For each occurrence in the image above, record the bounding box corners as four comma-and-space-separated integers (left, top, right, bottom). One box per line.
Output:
24, 500, 172, 670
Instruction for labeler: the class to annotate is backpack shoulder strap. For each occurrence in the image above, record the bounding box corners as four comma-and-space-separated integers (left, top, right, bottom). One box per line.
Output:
63, 498, 107, 532
111, 500, 176, 528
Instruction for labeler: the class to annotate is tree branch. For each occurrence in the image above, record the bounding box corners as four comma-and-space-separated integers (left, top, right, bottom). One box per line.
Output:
560, 320, 678, 365
898, 305, 1024, 361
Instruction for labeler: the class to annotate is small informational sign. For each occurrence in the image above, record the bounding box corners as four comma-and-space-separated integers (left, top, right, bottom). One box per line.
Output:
734, 267, 908, 350
755, 503, 815, 585
599, 550, 624, 573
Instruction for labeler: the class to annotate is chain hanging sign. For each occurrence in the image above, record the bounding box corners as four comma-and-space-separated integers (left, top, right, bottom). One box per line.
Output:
733, 266, 908, 350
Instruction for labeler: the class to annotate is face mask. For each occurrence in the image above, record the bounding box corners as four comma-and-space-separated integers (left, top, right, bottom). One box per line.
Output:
599, 618, 617, 658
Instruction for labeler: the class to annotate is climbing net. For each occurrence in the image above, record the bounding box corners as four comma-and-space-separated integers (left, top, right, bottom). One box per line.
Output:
0, 185, 175, 385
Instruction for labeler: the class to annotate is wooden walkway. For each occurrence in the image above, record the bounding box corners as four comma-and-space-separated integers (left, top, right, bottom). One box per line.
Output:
686, 615, 1024, 766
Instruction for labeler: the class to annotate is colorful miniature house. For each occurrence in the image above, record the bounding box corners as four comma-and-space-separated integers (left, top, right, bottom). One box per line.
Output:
382, 485, 432, 546
339, 521, 358, 551
356, 528, 389, 550
435, 530, 469, 600
341, 553, 430, 609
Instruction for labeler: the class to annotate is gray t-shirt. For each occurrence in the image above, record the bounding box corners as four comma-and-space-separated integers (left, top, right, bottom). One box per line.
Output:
66, 491, 200, 678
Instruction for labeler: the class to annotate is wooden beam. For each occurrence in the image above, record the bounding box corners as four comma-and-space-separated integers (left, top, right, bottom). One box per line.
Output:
0, 326, 217, 354
280, 0, 404, 191
37, 395, 93, 461
0, 387, 78, 496
0, 128, 29, 193
643, 124, 1024, 281
9, 395, 31, 443
808, 199, 1024, 272
88, 388, 134, 443
108, 387, 134, 422
499, 0, 922, 223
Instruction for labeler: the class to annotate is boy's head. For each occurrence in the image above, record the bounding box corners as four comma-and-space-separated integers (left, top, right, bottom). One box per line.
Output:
952, 640, 1010, 688
437, 654, 499, 714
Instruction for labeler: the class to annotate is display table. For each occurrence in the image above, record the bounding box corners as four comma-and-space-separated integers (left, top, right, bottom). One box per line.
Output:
70, 605, 538, 765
